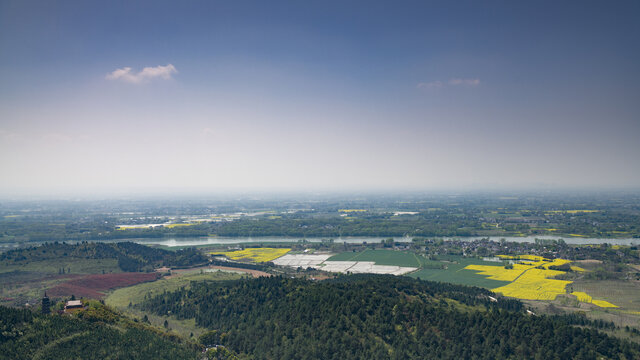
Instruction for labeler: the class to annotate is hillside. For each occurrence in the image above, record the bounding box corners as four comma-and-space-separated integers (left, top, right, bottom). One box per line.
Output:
0, 241, 208, 273
140, 275, 640, 359
0, 302, 198, 360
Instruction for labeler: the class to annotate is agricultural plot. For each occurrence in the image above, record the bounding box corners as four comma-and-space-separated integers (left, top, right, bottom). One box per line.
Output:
572, 280, 639, 310
318, 261, 417, 275
0, 258, 123, 306
273, 252, 418, 275
47, 272, 159, 299
569, 291, 616, 308
276, 250, 635, 311
210, 247, 291, 262
272, 254, 332, 267
464, 255, 620, 307
327, 250, 423, 267
407, 256, 512, 288
490, 269, 571, 301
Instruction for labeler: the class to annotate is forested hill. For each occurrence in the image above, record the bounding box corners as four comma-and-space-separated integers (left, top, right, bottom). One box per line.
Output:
0, 242, 207, 272
142, 275, 639, 360
0, 302, 198, 359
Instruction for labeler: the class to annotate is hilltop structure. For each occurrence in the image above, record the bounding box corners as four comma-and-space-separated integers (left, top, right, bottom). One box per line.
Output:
41, 293, 50, 314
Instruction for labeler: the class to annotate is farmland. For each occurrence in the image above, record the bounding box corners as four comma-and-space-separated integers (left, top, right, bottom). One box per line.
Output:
407, 256, 512, 288
322, 250, 632, 312
0, 257, 121, 307
572, 280, 640, 311
273, 250, 420, 275
47, 272, 160, 299
209, 247, 290, 262
327, 249, 424, 267
464, 255, 574, 301
0, 242, 207, 307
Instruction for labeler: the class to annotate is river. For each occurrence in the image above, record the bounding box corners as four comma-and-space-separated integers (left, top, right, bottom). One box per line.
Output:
1, 235, 637, 251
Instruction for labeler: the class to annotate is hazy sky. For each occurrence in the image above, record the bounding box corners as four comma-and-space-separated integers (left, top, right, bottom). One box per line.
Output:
1, 0, 639, 195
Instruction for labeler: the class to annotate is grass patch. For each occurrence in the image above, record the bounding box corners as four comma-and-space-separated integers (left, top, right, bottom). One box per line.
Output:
105, 270, 246, 338
106, 270, 245, 309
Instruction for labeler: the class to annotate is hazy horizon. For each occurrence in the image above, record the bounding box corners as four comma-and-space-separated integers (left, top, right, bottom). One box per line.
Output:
2, 1, 639, 194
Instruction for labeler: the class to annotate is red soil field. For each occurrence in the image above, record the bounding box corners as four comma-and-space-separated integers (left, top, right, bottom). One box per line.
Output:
48, 272, 159, 299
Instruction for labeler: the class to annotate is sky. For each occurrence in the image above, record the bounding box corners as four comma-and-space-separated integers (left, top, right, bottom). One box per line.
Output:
1, 0, 639, 195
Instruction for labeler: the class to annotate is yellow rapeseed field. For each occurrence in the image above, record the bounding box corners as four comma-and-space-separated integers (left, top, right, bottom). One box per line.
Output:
466, 255, 619, 306
210, 248, 290, 262
467, 256, 570, 300
590, 300, 619, 308
571, 292, 618, 308
466, 255, 604, 302
490, 268, 571, 301
542, 258, 572, 269
571, 291, 592, 303
570, 265, 587, 272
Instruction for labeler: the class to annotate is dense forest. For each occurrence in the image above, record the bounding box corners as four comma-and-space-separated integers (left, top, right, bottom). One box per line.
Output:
0, 241, 208, 272
141, 275, 639, 359
0, 302, 198, 359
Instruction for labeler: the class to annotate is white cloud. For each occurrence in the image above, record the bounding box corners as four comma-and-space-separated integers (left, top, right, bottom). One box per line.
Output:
418, 78, 480, 90
448, 78, 480, 86
416, 81, 443, 89
106, 64, 177, 83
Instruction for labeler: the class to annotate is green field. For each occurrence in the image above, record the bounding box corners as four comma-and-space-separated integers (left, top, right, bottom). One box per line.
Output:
406, 255, 510, 289
328, 250, 509, 289
407, 255, 509, 289
106, 270, 246, 309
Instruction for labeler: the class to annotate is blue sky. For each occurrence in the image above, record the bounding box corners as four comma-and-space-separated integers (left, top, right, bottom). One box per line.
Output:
1, 1, 639, 194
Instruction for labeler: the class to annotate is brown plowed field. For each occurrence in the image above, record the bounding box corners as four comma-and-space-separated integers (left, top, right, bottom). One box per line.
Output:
48, 272, 159, 299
